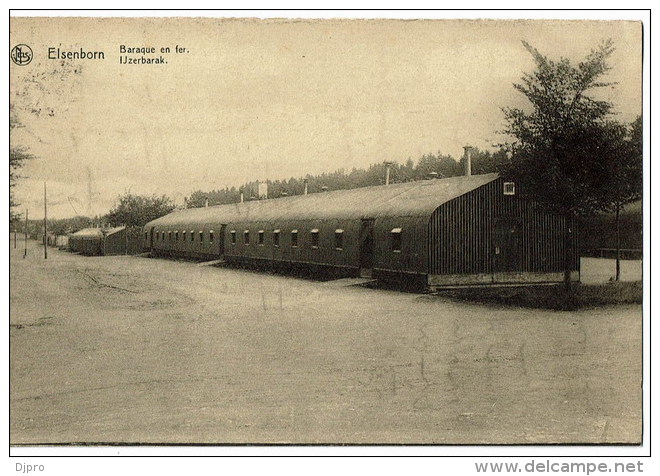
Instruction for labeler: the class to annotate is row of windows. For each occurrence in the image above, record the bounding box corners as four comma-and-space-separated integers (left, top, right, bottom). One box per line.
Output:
153, 230, 214, 243
148, 227, 404, 252
229, 228, 403, 252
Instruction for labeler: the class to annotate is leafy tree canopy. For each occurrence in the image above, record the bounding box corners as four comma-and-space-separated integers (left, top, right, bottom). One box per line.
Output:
499, 39, 619, 217
104, 193, 176, 228
9, 111, 34, 225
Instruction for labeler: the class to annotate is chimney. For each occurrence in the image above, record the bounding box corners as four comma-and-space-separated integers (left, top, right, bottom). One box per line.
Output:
463, 146, 473, 177
304, 179, 308, 196
257, 181, 268, 199
384, 161, 392, 185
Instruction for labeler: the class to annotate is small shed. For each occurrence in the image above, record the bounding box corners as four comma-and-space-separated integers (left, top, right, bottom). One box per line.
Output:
68, 226, 128, 256
55, 235, 69, 249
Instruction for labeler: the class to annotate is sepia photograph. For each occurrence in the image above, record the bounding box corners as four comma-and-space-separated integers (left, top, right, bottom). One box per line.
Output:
8, 11, 646, 454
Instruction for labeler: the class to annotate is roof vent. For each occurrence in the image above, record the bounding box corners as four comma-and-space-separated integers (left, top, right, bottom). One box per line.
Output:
384, 161, 394, 185
462, 145, 473, 177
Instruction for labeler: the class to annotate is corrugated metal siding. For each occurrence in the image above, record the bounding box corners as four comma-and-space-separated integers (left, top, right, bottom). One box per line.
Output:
224, 219, 359, 269
69, 235, 103, 255
103, 228, 125, 256
124, 227, 145, 255
148, 221, 225, 258
373, 216, 428, 274
147, 212, 430, 274
218, 215, 429, 274
429, 179, 579, 275
69, 228, 106, 255
68, 226, 138, 256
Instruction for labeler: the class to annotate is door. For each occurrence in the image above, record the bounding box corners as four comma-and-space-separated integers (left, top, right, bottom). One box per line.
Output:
218, 224, 226, 256
359, 219, 375, 277
494, 218, 522, 274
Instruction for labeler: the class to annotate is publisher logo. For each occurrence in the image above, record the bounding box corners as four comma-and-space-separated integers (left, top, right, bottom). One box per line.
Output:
11, 44, 33, 66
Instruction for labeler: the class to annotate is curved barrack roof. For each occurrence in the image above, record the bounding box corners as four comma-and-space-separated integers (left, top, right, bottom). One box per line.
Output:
69, 226, 126, 238
146, 173, 499, 228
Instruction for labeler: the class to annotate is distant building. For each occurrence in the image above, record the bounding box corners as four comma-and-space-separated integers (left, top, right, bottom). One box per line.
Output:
68, 226, 143, 256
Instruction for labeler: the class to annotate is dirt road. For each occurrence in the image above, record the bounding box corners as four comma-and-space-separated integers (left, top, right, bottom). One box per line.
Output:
10, 240, 642, 444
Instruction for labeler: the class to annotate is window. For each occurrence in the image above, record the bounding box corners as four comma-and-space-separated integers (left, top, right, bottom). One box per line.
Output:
273, 229, 280, 247
310, 228, 319, 248
244, 230, 250, 245
335, 229, 344, 250
156, 231, 159, 241
145, 232, 148, 241
182, 231, 186, 241
199, 231, 203, 242
503, 182, 516, 195
258, 230, 265, 245
190, 230, 194, 242
291, 230, 298, 247
209, 231, 214, 243
175, 231, 179, 241
230, 230, 236, 245
391, 228, 402, 252
168, 231, 172, 241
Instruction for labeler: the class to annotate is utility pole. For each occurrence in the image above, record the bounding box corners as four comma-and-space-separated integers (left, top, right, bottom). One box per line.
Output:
43, 181, 48, 259
23, 209, 28, 259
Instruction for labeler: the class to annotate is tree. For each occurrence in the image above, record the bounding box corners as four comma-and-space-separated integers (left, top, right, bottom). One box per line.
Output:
597, 116, 643, 280
182, 146, 507, 208
9, 111, 33, 227
500, 40, 618, 287
463, 147, 510, 175
104, 193, 176, 228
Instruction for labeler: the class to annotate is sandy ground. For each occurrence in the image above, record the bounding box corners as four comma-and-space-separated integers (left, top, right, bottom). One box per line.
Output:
580, 257, 643, 284
10, 240, 642, 444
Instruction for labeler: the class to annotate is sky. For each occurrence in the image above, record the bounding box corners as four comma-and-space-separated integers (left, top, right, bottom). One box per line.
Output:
10, 17, 642, 219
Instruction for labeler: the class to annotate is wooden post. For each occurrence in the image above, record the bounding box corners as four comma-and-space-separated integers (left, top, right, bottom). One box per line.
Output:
615, 205, 621, 281
23, 209, 28, 259
43, 181, 48, 259
563, 212, 573, 291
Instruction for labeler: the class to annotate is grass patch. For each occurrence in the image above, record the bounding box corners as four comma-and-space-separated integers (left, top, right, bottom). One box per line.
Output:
435, 281, 642, 311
